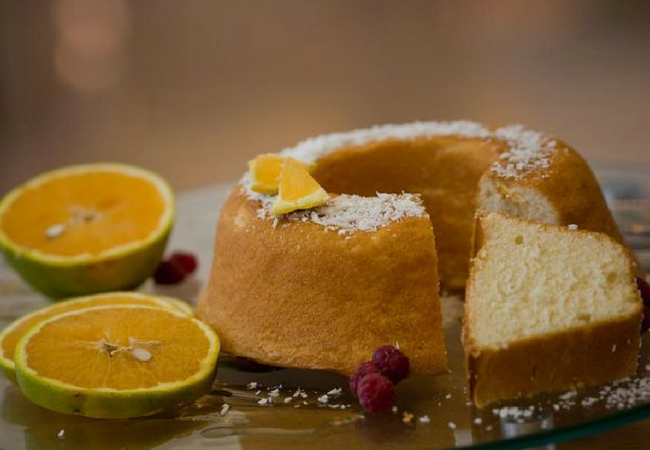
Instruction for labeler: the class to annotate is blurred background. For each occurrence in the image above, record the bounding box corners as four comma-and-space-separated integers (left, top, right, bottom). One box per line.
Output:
1, 0, 649, 195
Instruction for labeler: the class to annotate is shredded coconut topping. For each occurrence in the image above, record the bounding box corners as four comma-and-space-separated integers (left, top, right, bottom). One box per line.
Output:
243, 120, 557, 227
280, 120, 492, 163
284, 193, 426, 233
277, 121, 554, 180
491, 124, 554, 178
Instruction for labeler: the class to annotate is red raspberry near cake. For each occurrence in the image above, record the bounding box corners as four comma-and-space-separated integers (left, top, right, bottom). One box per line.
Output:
350, 361, 379, 397
153, 251, 199, 285
357, 373, 396, 413
372, 345, 411, 384
170, 251, 198, 275
153, 259, 186, 285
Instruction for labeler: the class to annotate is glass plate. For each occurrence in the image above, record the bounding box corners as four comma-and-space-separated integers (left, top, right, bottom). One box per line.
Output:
1, 162, 650, 450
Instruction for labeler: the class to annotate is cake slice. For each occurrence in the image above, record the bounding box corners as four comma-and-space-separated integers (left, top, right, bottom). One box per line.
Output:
464, 213, 643, 407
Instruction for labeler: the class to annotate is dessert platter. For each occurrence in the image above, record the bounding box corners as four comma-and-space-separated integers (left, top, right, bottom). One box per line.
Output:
1, 121, 650, 449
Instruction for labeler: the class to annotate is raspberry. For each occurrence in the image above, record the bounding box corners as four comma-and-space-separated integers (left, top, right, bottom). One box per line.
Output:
349, 362, 379, 397
357, 373, 396, 413
372, 345, 410, 384
153, 251, 199, 285
170, 251, 198, 275
153, 259, 187, 285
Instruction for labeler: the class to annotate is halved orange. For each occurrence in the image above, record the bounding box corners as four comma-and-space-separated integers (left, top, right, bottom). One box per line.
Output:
0, 163, 174, 298
14, 305, 219, 418
0, 292, 191, 382
272, 158, 329, 215
155, 295, 194, 316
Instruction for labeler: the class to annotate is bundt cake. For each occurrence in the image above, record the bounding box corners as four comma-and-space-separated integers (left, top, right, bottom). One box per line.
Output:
464, 213, 642, 407
198, 120, 629, 376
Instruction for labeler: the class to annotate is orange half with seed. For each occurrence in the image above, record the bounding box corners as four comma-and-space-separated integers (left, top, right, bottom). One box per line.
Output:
0, 292, 192, 382
14, 304, 219, 418
0, 163, 174, 298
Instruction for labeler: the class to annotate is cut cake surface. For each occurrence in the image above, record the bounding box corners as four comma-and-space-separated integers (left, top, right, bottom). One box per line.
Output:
464, 213, 642, 407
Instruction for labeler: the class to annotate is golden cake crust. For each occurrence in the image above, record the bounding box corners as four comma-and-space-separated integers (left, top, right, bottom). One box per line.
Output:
199, 121, 636, 376
197, 188, 448, 375
465, 315, 640, 408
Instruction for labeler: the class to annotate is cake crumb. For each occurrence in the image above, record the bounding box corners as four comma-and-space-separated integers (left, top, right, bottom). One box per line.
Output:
559, 390, 577, 401
448, 421, 457, 430
327, 388, 343, 396
402, 412, 414, 424
418, 415, 431, 424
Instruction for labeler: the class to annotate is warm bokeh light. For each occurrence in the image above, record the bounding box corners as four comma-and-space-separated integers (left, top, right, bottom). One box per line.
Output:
1, 1, 649, 195
53, 0, 130, 91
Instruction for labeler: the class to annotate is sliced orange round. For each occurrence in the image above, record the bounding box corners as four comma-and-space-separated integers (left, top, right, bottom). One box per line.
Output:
272, 158, 329, 215
14, 305, 219, 418
0, 163, 174, 298
155, 295, 194, 316
0, 292, 191, 382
